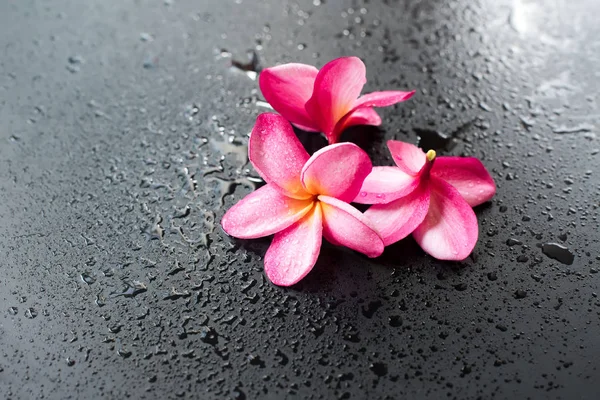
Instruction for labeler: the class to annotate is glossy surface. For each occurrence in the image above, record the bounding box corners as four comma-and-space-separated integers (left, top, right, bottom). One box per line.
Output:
1, 0, 599, 398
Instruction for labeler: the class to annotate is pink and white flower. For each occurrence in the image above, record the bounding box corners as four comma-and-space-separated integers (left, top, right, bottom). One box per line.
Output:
222, 113, 384, 286
355, 141, 496, 260
259, 56, 415, 144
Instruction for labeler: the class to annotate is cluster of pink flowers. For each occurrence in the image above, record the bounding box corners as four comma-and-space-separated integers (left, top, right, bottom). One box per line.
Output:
222, 57, 496, 286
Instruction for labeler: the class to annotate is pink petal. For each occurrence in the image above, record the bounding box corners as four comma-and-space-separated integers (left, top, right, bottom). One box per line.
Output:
264, 203, 323, 286
363, 182, 431, 246
387, 140, 426, 175
249, 113, 312, 199
351, 90, 416, 110
305, 57, 366, 137
412, 178, 478, 260
259, 63, 320, 131
301, 142, 371, 202
430, 157, 496, 207
319, 195, 384, 258
222, 185, 315, 239
330, 107, 382, 144
354, 166, 420, 204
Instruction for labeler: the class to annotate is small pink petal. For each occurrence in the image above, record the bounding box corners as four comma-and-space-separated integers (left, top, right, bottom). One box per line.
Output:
319, 195, 384, 258
330, 107, 382, 144
259, 63, 320, 131
431, 156, 496, 207
264, 203, 323, 286
222, 185, 315, 239
387, 140, 426, 175
301, 142, 372, 202
305, 57, 366, 137
249, 113, 312, 199
351, 90, 416, 110
412, 178, 478, 260
353, 166, 420, 204
363, 182, 431, 246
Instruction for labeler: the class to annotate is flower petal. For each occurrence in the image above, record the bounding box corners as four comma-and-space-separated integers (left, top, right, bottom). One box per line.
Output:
430, 156, 496, 207
330, 107, 382, 144
412, 178, 478, 260
264, 203, 323, 286
305, 57, 366, 137
319, 195, 384, 258
258, 63, 320, 131
222, 185, 315, 239
301, 142, 371, 202
249, 113, 311, 199
351, 90, 416, 110
354, 166, 420, 204
363, 182, 431, 246
387, 140, 426, 175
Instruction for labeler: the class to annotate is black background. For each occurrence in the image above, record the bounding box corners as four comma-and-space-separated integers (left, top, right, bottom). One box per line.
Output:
1, 0, 599, 399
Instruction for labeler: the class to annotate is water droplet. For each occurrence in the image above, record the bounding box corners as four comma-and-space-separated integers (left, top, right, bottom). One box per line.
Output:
183, 104, 200, 121
140, 32, 153, 42
513, 289, 527, 299
361, 300, 382, 318
143, 55, 158, 69
541, 242, 575, 265
231, 387, 246, 400
369, 362, 388, 377
66, 55, 83, 73
506, 238, 523, 246
24, 308, 38, 319
116, 339, 132, 358
95, 293, 106, 307
110, 281, 147, 298
388, 315, 403, 327
80, 273, 96, 285
209, 135, 248, 165
552, 123, 593, 134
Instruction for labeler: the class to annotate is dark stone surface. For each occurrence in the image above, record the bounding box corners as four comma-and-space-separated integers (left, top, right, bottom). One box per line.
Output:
1, 0, 599, 399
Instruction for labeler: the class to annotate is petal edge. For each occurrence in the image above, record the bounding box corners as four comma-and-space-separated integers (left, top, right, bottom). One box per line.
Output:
249, 113, 311, 199
221, 185, 314, 239
319, 195, 384, 258
430, 156, 496, 207
354, 166, 421, 204
412, 178, 478, 260
301, 142, 372, 202
264, 203, 323, 286
259, 64, 320, 131
305, 57, 367, 137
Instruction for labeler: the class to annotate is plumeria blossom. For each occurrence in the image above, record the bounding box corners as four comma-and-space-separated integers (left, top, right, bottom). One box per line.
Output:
259, 56, 415, 145
222, 113, 384, 286
355, 141, 496, 260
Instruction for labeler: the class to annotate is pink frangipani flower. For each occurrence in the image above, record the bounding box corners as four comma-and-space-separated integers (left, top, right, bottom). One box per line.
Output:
259, 56, 415, 145
222, 113, 384, 286
354, 141, 496, 260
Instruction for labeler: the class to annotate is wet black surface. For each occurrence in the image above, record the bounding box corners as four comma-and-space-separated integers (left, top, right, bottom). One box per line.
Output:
1, 0, 599, 399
